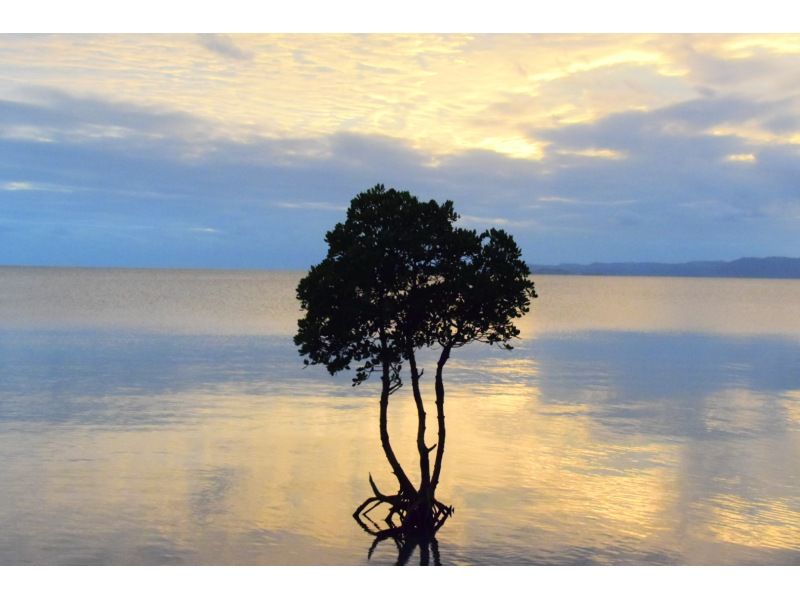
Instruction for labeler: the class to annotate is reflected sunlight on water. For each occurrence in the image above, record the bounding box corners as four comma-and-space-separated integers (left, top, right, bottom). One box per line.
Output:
0, 268, 799, 564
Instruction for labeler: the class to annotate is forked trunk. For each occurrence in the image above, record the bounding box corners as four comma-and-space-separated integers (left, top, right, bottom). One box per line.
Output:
379, 358, 415, 496
408, 349, 432, 502
354, 345, 453, 555
431, 343, 451, 492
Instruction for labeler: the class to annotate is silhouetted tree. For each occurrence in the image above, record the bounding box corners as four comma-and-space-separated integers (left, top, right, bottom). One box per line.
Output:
295, 184, 536, 548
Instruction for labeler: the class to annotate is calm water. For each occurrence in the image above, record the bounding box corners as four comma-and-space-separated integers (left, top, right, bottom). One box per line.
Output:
1, 267, 799, 565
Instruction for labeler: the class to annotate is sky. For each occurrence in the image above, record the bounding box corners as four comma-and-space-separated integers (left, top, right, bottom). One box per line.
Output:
1, 33, 800, 268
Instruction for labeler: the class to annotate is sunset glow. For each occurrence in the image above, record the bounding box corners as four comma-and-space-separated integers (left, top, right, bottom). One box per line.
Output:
2, 34, 800, 267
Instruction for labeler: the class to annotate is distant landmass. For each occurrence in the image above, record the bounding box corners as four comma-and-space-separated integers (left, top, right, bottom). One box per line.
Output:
531, 257, 800, 279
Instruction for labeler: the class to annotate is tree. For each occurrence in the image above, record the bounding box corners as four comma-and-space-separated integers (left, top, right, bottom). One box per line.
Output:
294, 184, 536, 547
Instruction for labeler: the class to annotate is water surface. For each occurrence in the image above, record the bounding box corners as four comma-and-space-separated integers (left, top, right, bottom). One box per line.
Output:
1, 267, 799, 564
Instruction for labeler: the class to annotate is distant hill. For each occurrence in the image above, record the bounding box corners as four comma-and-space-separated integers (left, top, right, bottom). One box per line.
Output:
531, 257, 800, 279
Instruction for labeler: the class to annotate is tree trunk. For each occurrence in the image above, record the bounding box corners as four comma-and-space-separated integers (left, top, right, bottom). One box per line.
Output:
408, 349, 432, 503
430, 343, 451, 492
380, 357, 415, 496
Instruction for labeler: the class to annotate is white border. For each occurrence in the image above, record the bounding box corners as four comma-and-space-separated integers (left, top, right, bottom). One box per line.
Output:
2, 0, 799, 590
2, 0, 799, 33
2, 565, 799, 597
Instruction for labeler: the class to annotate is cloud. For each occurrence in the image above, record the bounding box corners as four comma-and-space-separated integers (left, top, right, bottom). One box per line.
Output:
0, 91, 214, 152
725, 153, 757, 163
196, 34, 253, 60
669, 38, 800, 100
1, 87, 800, 268
537, 196, 581, 204
460, 215, 511, 226
273, 201, 344, 212
1, 180, 73, 192
3, 34, 800, 170
555, 148, 626, 160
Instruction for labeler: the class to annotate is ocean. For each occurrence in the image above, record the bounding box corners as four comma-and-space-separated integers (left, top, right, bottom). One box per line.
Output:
1, 267, 798, 564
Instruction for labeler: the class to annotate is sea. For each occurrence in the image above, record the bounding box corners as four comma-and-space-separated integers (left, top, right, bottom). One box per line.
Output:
0, 267, 798, 565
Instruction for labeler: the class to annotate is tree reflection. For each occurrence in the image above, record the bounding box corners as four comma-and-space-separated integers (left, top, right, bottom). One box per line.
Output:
353, 475, 452, 565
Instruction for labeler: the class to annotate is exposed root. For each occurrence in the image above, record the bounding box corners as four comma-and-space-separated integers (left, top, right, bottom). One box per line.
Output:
353, 474, 453, 565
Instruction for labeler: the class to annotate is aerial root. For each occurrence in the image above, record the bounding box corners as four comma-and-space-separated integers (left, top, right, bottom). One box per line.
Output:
353, 474, 453, 563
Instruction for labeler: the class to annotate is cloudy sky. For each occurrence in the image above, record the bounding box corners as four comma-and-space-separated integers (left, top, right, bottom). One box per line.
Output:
1, 33, 800, 268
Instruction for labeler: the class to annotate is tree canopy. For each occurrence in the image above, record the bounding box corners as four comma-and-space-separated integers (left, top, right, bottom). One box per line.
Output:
294, 184, 536, 386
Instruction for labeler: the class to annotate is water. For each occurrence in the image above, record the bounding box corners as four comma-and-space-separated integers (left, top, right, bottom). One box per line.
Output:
0, 267, 799, 565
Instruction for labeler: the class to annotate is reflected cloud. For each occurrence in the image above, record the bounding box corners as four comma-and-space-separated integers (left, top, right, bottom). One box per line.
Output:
704, 495, 800, 551
522, 276, 800, 340
0, 268, 303, 336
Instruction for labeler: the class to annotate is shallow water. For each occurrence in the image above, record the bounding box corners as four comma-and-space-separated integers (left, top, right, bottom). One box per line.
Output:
0, 267, 798, 565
